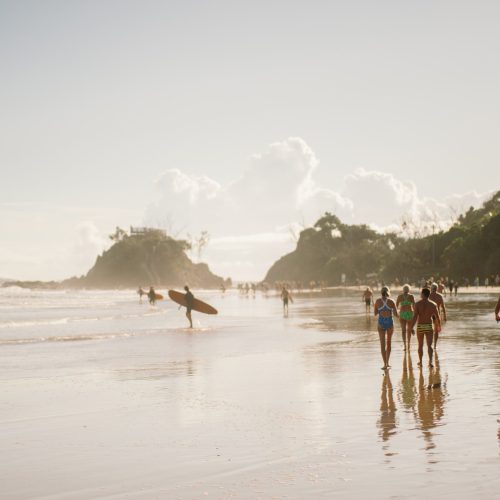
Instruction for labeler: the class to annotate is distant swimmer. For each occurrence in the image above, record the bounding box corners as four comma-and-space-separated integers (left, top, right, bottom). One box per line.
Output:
495, 296, 500, 322
396, 285, 415, 350
148, 286, 156, 306
430, 283, 447, 348
410, 288, 441, 368
374, 287, 398, 370
362, 287, 373, 313
137, 287, 146, 303
281, 286, 293, 317
184, 285, 194, 328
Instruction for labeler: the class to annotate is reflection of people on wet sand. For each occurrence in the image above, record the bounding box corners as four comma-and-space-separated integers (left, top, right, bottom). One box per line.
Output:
410, 288, 441, 367
147, 286, 156, 306
430, 283, 447, 349
281, 286, 293, 317
362, 287, 373, 313
495, 296, 500, 322
137, 287, 145, 303
377, 372, 397, 447
399, 351, 417, 411
374, 287, 398, 370
416, 353, 445, 452
184, 285, 194, 328
396, 285, 415, 350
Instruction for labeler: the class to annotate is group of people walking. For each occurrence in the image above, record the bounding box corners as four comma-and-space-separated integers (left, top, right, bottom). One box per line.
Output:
364, 283, 448, 370
365, 285, 500, 370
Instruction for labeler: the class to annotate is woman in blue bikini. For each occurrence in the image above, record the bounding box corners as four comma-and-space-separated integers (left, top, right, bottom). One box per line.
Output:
374, 286, 399, 370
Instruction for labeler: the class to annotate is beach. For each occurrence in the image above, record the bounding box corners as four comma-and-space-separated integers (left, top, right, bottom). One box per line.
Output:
1, 288, 500, 499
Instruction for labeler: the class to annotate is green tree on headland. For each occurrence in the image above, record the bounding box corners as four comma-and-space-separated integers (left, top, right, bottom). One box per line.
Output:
265, 191, 500, 284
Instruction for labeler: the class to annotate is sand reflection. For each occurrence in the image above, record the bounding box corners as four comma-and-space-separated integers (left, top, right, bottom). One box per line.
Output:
416, 353, 447, 457
377, 372, 397, 455
399, 352, 417, 411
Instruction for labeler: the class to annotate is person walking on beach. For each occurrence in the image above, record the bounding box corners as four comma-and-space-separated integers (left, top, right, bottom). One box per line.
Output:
410, 288, 441, 368
396, 285, 415, 350
374, 287, 398, 370
362, 287, 373, 313
137, 287, 145, 303
430, 283, 447, 348
495, 296, 500, 322
184, 285, 194, 328
281, 286, 293, 317
148, 286, 156, 306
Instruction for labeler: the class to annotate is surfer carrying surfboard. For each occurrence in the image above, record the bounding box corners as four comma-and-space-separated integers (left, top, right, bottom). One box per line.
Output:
167, 288, 218, 325
184, 286, 194, 328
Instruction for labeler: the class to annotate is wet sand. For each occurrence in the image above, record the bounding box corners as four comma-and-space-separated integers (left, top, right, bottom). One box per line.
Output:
1, 289, 500, 499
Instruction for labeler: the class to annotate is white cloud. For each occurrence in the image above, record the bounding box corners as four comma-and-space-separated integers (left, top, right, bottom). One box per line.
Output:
1, 139, 493, 282
146, 138, 492, 280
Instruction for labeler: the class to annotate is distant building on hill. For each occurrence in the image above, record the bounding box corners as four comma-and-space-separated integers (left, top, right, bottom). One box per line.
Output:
129, 226, 167, 237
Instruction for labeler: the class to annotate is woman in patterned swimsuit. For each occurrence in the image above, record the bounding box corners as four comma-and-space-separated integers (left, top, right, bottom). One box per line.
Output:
374, 287, 399, 370
396, 285, 415, 350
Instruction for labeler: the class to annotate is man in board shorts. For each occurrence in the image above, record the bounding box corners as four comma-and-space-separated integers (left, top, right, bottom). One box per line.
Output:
362, 287, 373, 313
410, 288, 441, 367
281, 286, 293, 316
430, 283, 447, 348
281, 286, 293, 317
184, 285, 194, 328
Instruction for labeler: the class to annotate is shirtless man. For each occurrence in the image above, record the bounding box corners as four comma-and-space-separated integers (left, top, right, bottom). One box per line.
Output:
430, 283, 447, 348
148, 286, 156, 306
184, 285, 194, 328
281, 286, 293, 317
410, 288, 441, 368
362, 287, 373, 313
495, 296, 500, 322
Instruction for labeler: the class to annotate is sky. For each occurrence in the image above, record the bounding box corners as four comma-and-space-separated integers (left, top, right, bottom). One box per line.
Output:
1, 0, 499, 281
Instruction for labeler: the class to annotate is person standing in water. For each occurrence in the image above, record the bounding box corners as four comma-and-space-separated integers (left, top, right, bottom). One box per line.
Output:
495, 296, 500, 322
374, 287, 399, 370
148, 286, 156, 306
362, 287, 373, 313
396, 285, 415, 350
281, 286, 293, 317
430, 283, 447, 348
184, 285, 194, 328
410, 288, 441, 368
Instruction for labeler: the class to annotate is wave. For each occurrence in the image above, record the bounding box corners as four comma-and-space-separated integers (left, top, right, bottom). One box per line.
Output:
0, 309, 168, 329
0, 317, 71, 329
0, 332, 134, 346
